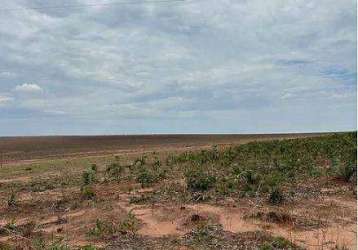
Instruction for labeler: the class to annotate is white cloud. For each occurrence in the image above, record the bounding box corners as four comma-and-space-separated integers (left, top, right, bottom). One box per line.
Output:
0, 95, 13, 105
15, 83, 43, 93
0, 0, 356, 134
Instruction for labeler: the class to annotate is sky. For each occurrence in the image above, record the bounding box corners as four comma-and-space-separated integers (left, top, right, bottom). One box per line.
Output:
0, 0, 356, 136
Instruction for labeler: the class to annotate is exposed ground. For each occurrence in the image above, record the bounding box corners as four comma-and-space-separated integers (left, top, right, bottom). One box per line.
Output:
0, 133, 326, 163
0, 133, 356, 250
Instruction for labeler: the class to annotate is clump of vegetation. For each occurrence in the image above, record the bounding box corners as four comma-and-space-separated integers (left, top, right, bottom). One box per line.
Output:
46, 240, 71, 250
80, 165, 98, 200
170, 132, 356, 202
88, 212, 139, 239
80, 245, 98, 250
268, 188, 285, 205
88, 219, 117, 239
105, 162, 123, 181
82, 166, 97, 186
331, 158, 356, 182
7, 192, 17, 208
133, 157, 167, 187
81, 185, 96, 200
0, 219, 17, 235
185, 167, 216, 192
117, 211, 140, 235
136, 166, 158, 187
259, 236, 296, 250
133, 155, 147, 167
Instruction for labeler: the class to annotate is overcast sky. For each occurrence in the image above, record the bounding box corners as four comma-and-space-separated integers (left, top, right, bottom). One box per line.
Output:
0, 0, 356, 136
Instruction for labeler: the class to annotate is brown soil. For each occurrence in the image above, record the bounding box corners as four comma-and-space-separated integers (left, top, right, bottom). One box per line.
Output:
0, 133, 326, 163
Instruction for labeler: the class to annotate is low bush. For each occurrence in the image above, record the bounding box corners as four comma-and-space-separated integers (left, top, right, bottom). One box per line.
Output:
7, 192, 17, 208
88, 219, 116, 238
136, 167, 157, 187
185, 167, 216, 192
268, 188, 285, 205
105, 163, 123, 181
81, 186, 96, 200
82, 167, 96, 186
118, 211, 140, 235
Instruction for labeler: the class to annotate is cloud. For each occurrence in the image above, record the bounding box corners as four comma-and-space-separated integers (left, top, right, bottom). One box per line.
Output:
14, 83, 43, 93
0, 0, 356, 135
0, 95, 13, 106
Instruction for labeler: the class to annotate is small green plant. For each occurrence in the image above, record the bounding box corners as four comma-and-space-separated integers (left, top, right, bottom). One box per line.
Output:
136, 167, 157, 187
133, 156, 147, 167
80, 245, 97, 250
185, 168, 216, 192
336, 164, 356, 182
90, 164, 98, 172
105, 163, 123, 181
47, 240, 70, 250
82, 167, 96, 186
32, 237, 46, 250
215, 176, 237, 195
20, 221, 36, 237
87, 219, 112, 238
260, 236, 295, 250
268, 188, 285, 205
2, 219, 17, 234
7, 192, 17, 208
118, 211, 140, 235
81, 185, 96, 200
87, 218, 120, 239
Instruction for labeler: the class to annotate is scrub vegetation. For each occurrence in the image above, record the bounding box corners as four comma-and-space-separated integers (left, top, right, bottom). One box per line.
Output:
0, 133, 356, 249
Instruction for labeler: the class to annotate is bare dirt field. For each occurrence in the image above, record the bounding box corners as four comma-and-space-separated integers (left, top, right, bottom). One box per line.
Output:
0, 133, 356, 250
0, 133, 326, 163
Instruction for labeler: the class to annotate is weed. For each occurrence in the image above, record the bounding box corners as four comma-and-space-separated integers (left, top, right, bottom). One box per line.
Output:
105, 163, 123, 181
118, 211, 140, 235
90, 164, 98, 172
81, 185, 96, 200
185, 167, 216, 192
259, 236, 295, 250
133, 156, 147, 167
7, 192, 17, 208
268, 188, 285, 205
5, 219, 17, 232
20, 221, 36, 237
48, 241, 71, 250
32, 237, 47, 250
332, 159, 356, 182
80, 245, 98, 250
82, 168, 96, 186
136, 166, 157, 187
87, 219, 116, 238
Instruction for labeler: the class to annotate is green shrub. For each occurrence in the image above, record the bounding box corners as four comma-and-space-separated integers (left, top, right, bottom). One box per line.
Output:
81, 186, 96, 200
105, 163, 123, 181
118, 211, 140, 234
336, 163, 356, 182
7, 192, 17, 208
32, 237, 46, 250
136, 167, 157, 187
80, 245, 97, 250
185, 168, 216, 192
48, 241, 70, 250
133, 156, 147, 167
82, 168, 96, 186
268, 188, 285, 205
87, 219, 115, 238
215, 176, 237, 195
88, 213, 139, 239
259, 236, 294, 250
90, 164, 98, 172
